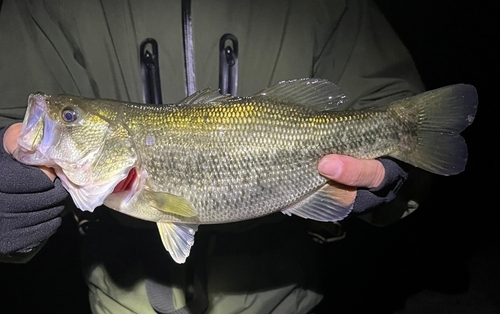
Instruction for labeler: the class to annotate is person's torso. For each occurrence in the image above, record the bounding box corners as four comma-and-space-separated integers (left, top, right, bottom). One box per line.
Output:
30, 0, 340, 102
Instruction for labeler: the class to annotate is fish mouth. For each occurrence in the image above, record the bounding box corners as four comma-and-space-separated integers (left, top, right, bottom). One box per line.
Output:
13, 93, 59, 166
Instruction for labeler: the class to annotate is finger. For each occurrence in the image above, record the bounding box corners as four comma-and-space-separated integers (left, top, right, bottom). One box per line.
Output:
318, 154, 385, 189
39, 166, 57, 182
3, 123, 22, 154
1, 156, 56, 193
329, 180, 357, 207
0, 183, 68, 213
0, 216, 62, 253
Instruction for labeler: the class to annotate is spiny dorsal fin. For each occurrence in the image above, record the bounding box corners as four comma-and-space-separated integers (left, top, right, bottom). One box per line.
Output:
177, 88, 235, 106
251, 78, 348, 112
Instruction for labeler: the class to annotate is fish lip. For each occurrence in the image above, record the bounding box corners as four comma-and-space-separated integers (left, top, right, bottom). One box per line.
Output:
18, 93, 48, 150
13, 93, 58, 166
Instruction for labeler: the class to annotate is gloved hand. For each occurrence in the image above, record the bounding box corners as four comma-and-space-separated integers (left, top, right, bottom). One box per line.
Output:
0, 125, 68, 258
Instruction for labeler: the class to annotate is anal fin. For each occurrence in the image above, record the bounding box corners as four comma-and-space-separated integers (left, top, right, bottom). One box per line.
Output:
283, 182, 355, 222
157, 221, 199, 264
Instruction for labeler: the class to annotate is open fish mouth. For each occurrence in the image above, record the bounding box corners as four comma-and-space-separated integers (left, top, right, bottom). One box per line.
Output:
13, 93, 59, 166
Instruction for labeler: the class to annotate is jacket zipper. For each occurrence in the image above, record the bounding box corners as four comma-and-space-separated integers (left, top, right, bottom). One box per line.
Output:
140, 0, 240, 103
182, 0, 196, 96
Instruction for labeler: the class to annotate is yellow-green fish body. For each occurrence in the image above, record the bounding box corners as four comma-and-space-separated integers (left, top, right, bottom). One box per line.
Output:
14, 79, 478, 263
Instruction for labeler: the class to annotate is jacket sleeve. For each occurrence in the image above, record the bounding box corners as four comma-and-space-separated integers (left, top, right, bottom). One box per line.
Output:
0, 127, 68, 263
315, 0, 429, 225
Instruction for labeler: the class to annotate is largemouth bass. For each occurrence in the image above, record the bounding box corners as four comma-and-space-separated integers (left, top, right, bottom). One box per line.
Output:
13, 79, 478, 263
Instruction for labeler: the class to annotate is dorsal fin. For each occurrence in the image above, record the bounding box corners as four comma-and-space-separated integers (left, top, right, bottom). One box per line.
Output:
251, 78, 348, 112
177, 88, 235, 106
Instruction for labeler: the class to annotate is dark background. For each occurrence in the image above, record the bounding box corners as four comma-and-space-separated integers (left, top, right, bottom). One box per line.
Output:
0, 0, 497, 313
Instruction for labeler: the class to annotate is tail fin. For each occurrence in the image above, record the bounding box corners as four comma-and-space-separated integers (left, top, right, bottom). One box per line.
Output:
391, 84, 478, 176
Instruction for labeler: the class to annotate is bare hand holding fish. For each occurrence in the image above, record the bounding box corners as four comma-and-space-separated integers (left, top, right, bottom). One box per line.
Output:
319, 154, 386, 188
13, 78, 478, 263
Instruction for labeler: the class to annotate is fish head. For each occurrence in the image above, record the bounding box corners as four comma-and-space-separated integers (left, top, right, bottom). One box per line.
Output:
14, 93, 137, 211
15, 93, 105, 168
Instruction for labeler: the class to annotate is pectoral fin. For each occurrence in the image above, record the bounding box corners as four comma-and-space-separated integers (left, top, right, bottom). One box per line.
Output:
157, 221, 199, 264
283, 182, 355, 222
144, 191, 197, 217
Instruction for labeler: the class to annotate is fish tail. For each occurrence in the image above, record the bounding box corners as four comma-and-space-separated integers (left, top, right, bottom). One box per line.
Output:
391, 84, 478, 176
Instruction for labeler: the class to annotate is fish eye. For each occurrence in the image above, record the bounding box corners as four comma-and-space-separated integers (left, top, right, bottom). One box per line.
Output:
61, 107, 79, 122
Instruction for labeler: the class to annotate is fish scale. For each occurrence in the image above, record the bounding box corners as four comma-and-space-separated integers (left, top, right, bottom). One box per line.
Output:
125, 100, 403, 223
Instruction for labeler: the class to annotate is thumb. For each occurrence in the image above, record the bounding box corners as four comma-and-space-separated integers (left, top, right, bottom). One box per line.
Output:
3, 123, 22, 154
318, 154, 385, 189
3, 123, 57, 182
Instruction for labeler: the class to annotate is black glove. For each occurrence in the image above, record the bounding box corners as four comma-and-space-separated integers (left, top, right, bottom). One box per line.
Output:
0, 127, 68, 257
352, 158, 408, 214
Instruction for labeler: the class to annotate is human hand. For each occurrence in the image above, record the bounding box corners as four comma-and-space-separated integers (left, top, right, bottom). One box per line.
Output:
3, 123, 56, 181
317, 154, 386, 205
0, 124, 69, 257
